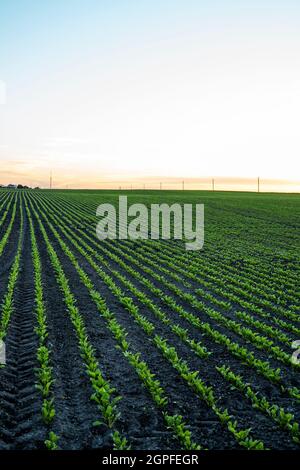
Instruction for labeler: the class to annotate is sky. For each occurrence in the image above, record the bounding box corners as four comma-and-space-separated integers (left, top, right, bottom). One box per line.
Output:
0, 0, 300, 190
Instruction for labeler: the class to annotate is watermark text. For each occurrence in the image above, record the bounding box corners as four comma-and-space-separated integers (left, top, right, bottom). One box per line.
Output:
96, 196, 204, 251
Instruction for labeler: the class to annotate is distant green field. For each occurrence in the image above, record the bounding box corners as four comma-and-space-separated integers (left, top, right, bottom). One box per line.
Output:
51, 189, 300, 260
0, 189, 299, 450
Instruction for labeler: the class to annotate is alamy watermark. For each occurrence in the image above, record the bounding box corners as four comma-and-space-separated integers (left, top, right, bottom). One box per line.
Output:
96, 196, 204, 251
291, 340, 300, 365
0, 340, 6, 366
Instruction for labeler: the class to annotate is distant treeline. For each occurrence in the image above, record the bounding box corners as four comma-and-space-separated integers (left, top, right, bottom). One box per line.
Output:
0, 184, 40, 190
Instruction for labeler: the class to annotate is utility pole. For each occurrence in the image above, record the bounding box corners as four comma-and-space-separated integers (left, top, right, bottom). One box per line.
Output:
212, 178, 215, 191
257, 176, 260, 193
182, 180, 185, 191
160, 182, 162, 190
50, 171, 52, 190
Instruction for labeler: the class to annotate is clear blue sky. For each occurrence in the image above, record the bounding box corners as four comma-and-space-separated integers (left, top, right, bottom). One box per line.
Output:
1, 1, 299, 188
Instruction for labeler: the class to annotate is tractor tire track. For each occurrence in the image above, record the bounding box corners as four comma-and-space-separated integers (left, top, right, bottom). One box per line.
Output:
0, 211, 44, 449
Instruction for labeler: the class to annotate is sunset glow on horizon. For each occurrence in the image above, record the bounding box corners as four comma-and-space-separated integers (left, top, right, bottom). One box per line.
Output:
1, 1, 300, 191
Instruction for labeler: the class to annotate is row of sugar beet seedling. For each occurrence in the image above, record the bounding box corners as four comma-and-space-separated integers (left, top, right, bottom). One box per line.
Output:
28, 194, 214, 364
128, 227, 299, 308
0, 191, 13, 225
34, 195, 297, 426
35, 193, 292, 388
191, 213, 299, 290
45, 201, 212, 366
115, 234, 300, 340
193, 283, 300, 338
182, 281, 296, 342
27, 192, 203, 450
0, 192, 18, 258
0, 189, 13, 208
52, 191, 299, 323
233, 311, 298, 345
118, 240, 299, 348
33, 194, 265, 450
95, 235, 298, 372
51, 189, 300, 313
157, 278, 294, 368
178, 247, 299, 318
78, 193, 299, 301
119, 238, 300, 336
51, 191, 300, 316
216, 365, 300, 444
37, 195, 300, 447
24, 200, 59, 450
39, 192, 299, 340
136, 234, 299, 307
33, 193, 300, 398
38, 197, 211, 361
43, 191, 296, 348
132, 239, 299, 322
121, 260, 300, 446
49, 220, 300, 446
32, 196, 213, 365
58, 188, 295, 298
120, 250, 297, 385
25, 195, 130, 450
61, 221, 300, 401
0, 198, 23, 343
74, 228, 286, 381
30, 193, 270, 450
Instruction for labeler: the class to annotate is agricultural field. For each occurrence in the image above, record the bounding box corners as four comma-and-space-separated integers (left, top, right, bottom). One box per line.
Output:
0, 188, 299, 450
